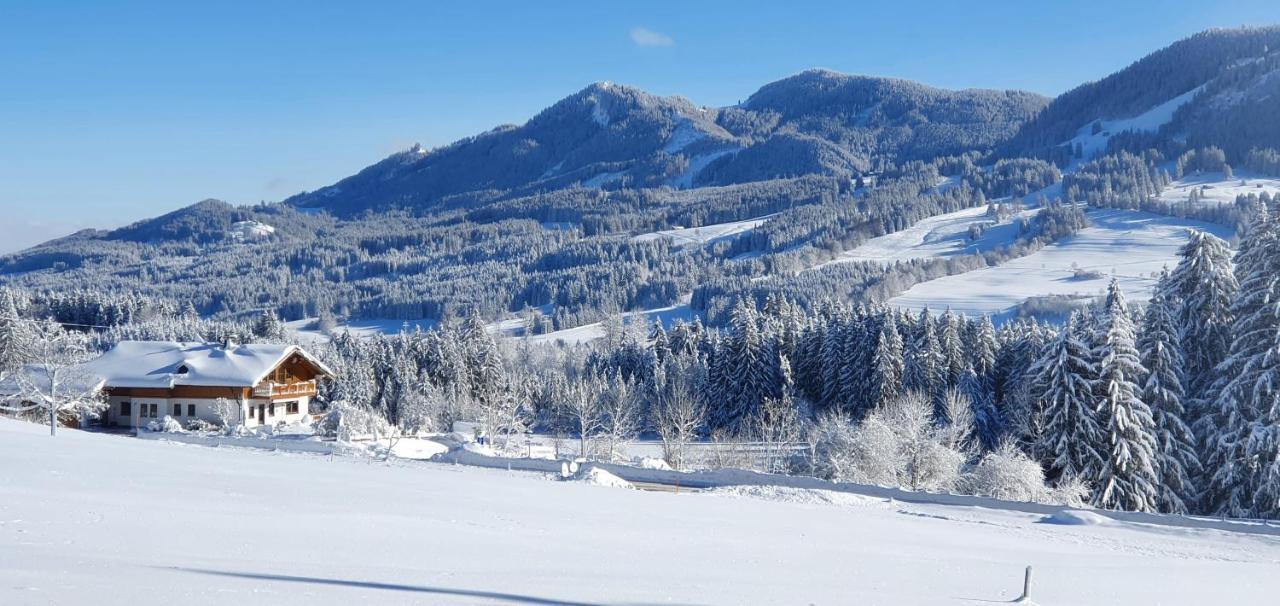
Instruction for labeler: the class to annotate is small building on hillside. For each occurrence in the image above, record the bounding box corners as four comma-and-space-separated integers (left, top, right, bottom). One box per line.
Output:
87, 341, 333, 429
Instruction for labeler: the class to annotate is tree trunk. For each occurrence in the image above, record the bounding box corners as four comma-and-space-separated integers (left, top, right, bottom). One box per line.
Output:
49, 407, 57, 436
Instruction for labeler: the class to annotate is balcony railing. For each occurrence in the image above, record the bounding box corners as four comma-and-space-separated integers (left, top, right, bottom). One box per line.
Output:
252, 379, 317, 399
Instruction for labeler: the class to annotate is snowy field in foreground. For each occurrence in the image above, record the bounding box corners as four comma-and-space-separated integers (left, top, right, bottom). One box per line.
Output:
3, 418, 1279, 606
889, 209, 1233, 319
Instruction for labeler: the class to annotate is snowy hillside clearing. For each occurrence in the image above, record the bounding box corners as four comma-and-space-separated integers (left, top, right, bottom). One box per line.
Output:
3, 419, 1279, 606
285, 318, 437, 343
889, 209, 1233, 319
668, 146, 742, 189
811, 204, 1039, 269
1156, 170, 1280, 207
228, 220, 275, 241
1063, 85, 1203, 161
522, 300, 695, 346
632, 214, 772, 248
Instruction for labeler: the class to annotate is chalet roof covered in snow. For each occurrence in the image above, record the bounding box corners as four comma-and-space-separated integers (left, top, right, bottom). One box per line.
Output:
82, 341, 333, 389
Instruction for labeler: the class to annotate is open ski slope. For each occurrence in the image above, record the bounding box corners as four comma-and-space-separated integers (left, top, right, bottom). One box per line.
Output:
3, 418, 1280, 606
889, 209, 1233, 319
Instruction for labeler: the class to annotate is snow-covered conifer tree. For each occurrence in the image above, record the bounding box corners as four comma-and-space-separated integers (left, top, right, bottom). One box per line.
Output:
1030, 312, 1103, 483
1165, 231, 1237, 412
904, 309, 943, 409
252, 308, 286, 340
1138, 280, 1200, 514
938, 309, 970, 388
869, 311, 904, 413
1092, 280, 1159, 512
1208, 210, 1280, 517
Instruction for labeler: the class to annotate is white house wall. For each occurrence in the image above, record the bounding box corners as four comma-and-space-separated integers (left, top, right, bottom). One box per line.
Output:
103, 395, 311, 429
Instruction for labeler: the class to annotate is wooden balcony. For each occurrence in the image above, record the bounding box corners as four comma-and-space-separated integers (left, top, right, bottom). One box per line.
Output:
252, 379, 317, 399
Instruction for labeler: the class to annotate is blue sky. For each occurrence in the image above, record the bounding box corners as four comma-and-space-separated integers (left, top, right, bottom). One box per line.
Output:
2, 1, 1278, 252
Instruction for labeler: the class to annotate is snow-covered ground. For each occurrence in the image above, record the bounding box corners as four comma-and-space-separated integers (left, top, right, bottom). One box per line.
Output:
1064, 86, 1203, 161
1156, 170, 1280, 207
668, 146, 741, 189
889, 209, 1233, 319
285, 318, 437, 343
3, 418, 1279, 605
812, 205, 1039, 269
632, 215, 771, 248
228, 220, 276, 241
523, 300, 696, 346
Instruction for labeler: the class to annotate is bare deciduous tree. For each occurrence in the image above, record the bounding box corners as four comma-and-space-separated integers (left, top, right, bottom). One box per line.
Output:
0, 319, 105, 436
652, 361, 705, 470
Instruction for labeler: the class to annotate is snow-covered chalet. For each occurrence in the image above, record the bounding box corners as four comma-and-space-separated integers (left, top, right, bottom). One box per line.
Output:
89, 340, 333, 429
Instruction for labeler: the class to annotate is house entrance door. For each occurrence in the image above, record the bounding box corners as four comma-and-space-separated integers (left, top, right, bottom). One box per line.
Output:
257, 404, 265, 424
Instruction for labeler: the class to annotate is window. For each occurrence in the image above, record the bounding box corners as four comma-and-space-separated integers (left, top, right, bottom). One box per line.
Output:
173, 403, 181, 417
285, 401, 299, 415
148, 403, 158, 418
188, 404, 196, 417
269, 403, 275, 417
120, 402, 131, 416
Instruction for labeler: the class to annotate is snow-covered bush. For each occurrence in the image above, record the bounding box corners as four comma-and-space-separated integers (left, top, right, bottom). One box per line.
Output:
962, 443, 1091, 506
147, 415, 185, 433
212, 398, 239, 430
1047, 474, 1091, 508
326, 401, 395, 443
185, 418, 218, 433
809, 393, 965, 493
806, 411, 861, 481
858, 393, 965, 492
313, 407, 342, 438
964, 442, 1048, 502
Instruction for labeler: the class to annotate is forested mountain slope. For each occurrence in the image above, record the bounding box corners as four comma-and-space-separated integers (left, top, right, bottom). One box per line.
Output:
1004, 26, 1280, 162
2, 27, 1278, 334
285, 73, 1045, 217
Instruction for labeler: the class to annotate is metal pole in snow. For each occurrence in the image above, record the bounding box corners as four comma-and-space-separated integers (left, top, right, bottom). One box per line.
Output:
1018, 566, 1033, 602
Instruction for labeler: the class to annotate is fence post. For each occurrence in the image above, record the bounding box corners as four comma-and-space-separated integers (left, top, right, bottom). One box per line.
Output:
1018, 566, 1033, 602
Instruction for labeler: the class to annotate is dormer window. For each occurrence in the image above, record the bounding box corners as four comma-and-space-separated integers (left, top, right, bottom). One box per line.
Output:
176, 365, 189, 375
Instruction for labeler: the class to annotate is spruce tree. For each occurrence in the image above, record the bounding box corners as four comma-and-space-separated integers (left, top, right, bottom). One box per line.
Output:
1030, 311, 1103, 483
1138, 282, 1200, 514
938, 309, 970, 389
819, 314, 848, 410
1093, 280, 1159, 512
968, 316, 998, 385
904, 309, 944, 411
716, 300, 774, 430
1209, 210, 1280, 517
1165, 231, 1237, 415
869, 311, 904, 413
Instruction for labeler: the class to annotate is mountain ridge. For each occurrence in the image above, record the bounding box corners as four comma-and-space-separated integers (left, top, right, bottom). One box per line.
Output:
2, 26, 1277, 332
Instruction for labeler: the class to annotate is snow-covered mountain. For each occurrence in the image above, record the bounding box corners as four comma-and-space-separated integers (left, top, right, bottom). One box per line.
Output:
1, 26, 1278, 331
285, 73, 1046, 217
1004, 26, 1280, 162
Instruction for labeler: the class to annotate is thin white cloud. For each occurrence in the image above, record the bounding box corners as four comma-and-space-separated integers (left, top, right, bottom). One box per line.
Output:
630, 27, 674, 48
